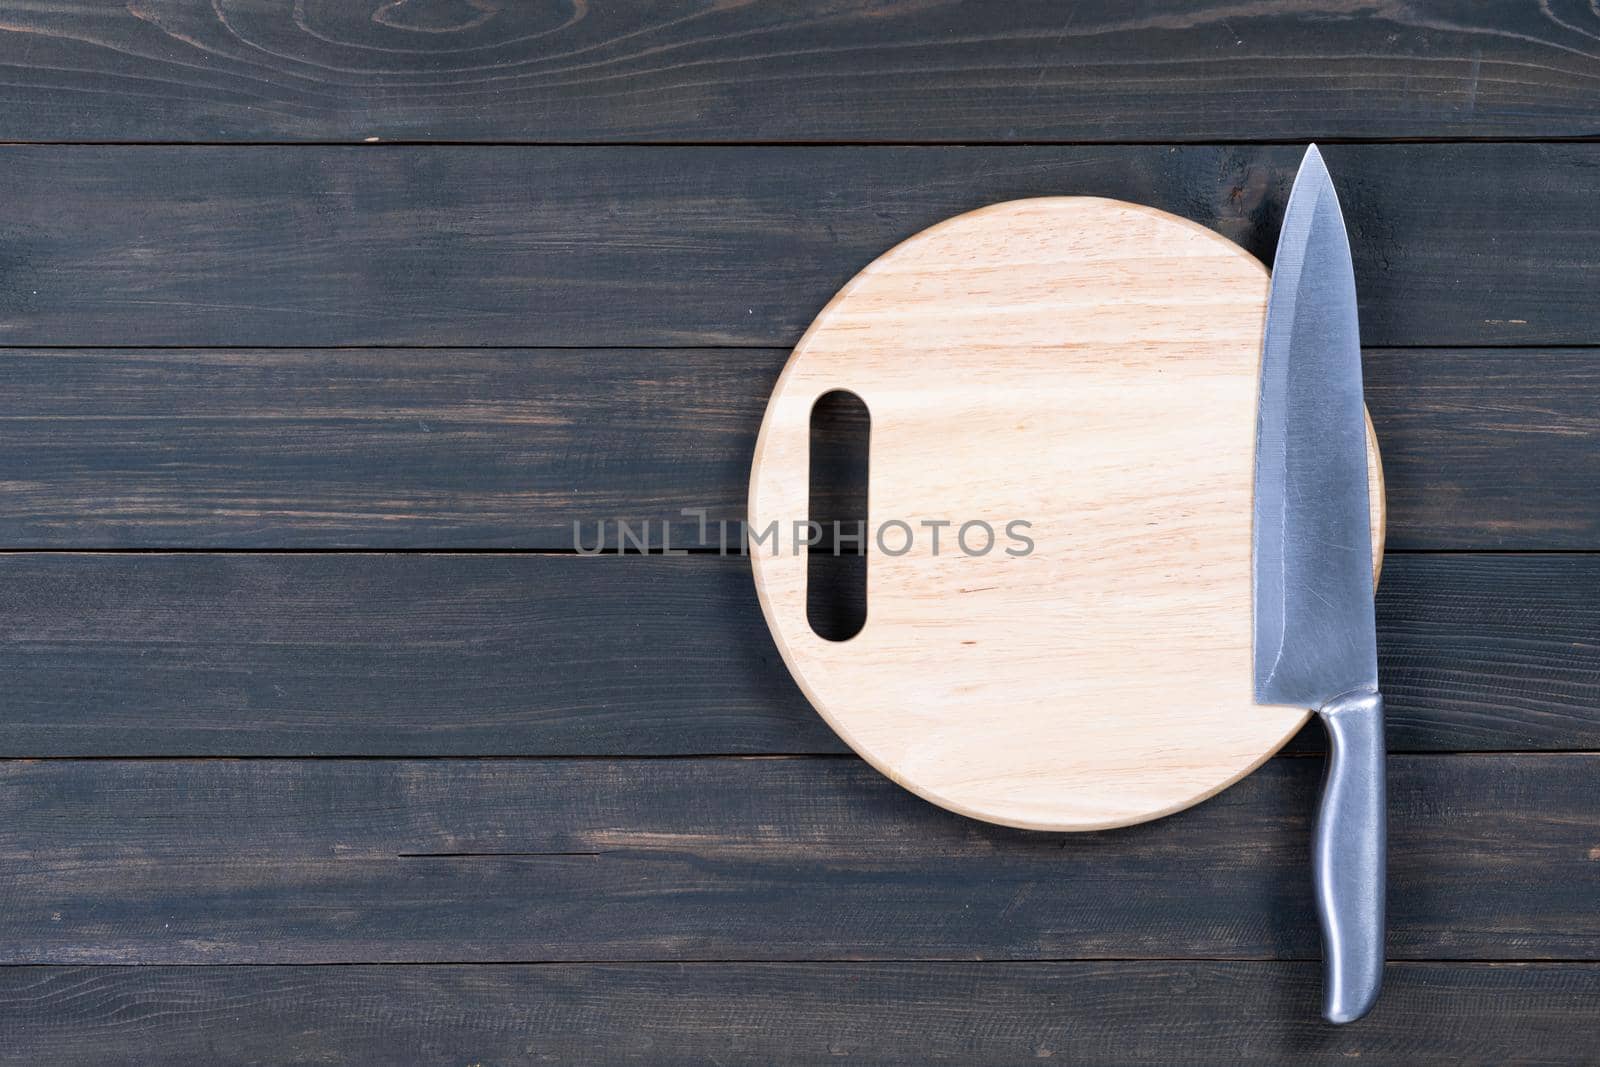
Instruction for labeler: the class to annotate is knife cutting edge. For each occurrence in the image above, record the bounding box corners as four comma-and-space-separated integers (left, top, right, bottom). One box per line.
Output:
1253, 144, 1386, 1024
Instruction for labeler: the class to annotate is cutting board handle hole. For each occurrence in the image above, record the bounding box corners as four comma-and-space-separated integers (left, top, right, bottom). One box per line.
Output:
807, 389, 869, 641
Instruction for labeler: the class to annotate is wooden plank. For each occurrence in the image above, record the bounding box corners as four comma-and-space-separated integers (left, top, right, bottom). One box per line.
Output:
0, 347, 776, 549
0, 3, 1597, 144
1374, 555, 1600, 750
0, 552, 840, 756
4, 552, 1600, 756
0, 145, 1594, 348
5, 962, 1596, 1066
0, 754, 1594, 963
1365, 348, 1600, 550
1, 347, 1595, 551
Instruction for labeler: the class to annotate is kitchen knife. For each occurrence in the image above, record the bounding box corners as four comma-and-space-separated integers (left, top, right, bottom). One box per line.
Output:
1253, 145, 1386, 1025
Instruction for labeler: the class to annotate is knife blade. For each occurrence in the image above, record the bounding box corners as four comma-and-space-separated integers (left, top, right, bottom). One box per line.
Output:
1253, 144, 1386, 1025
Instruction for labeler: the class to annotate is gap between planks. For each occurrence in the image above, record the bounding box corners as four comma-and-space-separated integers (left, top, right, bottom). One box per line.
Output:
1, 957, 1597, 967
9, 137, 1600, 148
0, 752, 1594, 762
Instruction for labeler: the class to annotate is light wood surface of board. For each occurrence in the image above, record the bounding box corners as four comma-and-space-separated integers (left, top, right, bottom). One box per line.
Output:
749, 197, 1384, 831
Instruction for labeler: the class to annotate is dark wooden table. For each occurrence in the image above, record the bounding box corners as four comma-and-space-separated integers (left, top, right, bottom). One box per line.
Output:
3, 3, 1599, 1063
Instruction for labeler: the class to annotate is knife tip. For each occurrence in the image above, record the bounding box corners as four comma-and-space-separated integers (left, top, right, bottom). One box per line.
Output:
1288, 144, 1337, 210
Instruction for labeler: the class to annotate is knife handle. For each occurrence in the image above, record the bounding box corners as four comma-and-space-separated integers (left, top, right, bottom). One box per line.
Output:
1313, 689, 1387, 1025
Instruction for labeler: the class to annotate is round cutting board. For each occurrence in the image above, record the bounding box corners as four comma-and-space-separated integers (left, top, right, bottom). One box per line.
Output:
748, 197, 1384, 832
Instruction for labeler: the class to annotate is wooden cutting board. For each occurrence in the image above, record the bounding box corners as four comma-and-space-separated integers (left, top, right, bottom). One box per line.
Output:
748, 197, 1384, 831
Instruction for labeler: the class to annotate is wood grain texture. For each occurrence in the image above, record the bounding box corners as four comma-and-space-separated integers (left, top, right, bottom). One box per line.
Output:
0, 144, 1596, 347
0, 2, 1599, 143
750, 196, 1381, 830
5, 962, 1598, 1066
1, 2, 1595, 1049
1365, 347, 1600, 550
5, 552, 1600, 756
0, 347, 767, 549
1, 754, 1596, 964
0, 346, 1594, 551
0, 552, 840, 756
